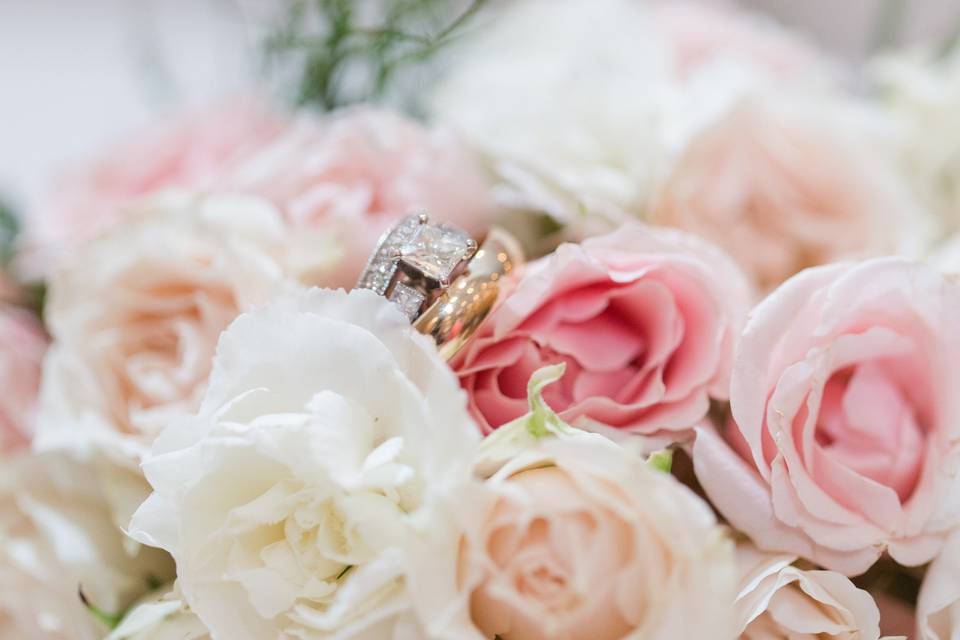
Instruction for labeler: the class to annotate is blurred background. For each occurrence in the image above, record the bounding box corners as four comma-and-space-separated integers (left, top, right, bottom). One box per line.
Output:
2, 0, 959, 210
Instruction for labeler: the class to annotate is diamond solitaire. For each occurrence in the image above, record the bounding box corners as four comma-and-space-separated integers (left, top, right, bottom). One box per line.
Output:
399, 220, 476, 284
356, 213, 478, 320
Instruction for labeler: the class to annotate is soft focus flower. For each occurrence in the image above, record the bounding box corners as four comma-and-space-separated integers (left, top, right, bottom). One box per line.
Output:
220, 107, 496, 288
0, 306, 46, 454
651, 98, 903, 291
429, 0, 836, 239
872, 49, 960, 238
130, 289, 479, 639
0, 270, 25, 305
734, 542, 892, 639
650, 1, 833, 80
410, 434, 736, 640
430, 0, 673, 234
20, 98, 285, 278
917, 531, 960, 640
0, 452, 172, 639
107, 585, 209, 640
0, 465, 104, 639
456, 223, 750, 441
694, 258, 960, 575
931, 232, 960, 273
37, 191, 299, 463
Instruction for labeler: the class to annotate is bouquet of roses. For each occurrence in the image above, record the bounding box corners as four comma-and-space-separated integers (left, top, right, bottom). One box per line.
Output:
5, 1, 960, 638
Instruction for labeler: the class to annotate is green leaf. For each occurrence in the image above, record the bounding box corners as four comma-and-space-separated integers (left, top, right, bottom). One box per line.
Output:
647, 449, 674, 474
79, 587, 124, 630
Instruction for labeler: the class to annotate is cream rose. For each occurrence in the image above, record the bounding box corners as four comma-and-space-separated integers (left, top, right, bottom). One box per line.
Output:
734, 542, 900, 639
130, 289, 480, 639
410, 429, 736, 639
36, 191, 301, 463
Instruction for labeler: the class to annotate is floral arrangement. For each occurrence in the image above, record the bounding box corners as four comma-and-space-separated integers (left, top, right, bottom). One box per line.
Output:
5, 1, 960, 638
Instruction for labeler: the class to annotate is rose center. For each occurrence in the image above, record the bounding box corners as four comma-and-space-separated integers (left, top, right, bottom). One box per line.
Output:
109, 282, 238, 433
512, 554, 578, 613
816, 363, 926, 503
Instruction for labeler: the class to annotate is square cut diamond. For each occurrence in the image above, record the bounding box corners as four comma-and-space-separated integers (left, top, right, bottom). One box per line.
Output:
389, 282, 426, 320
400, 223, 473, 282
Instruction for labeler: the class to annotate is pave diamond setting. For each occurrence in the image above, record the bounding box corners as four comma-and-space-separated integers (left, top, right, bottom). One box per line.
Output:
399, 223, 474, 283
356, 215, 420, 295
388, 282, 427, 320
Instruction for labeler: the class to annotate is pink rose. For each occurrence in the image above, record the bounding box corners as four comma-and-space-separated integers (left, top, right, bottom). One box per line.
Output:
0, 306, 47, 454
455, 223, 750, 439
21, 97, 285, 277
694, 258, 960, 576
220, 107, 497, 288
652, 99, 900, 291
651, 1, 832, 81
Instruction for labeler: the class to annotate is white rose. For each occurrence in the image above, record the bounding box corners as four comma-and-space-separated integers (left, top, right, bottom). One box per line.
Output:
36, 190, 306, 464
733, 542, 903, 639
129, 289, 480, 639
0, 451, 172, 638
409, 434, 737, 640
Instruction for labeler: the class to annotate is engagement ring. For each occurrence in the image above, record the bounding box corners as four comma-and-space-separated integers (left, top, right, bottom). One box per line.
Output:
356, 213, 522, 360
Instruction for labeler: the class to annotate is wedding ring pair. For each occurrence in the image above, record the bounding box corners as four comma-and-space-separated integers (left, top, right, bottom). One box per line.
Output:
356, 214, 522, 361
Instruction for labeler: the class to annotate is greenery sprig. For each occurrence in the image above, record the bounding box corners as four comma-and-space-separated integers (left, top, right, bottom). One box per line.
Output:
0, 200, 19, 269
265, 0, 489, 112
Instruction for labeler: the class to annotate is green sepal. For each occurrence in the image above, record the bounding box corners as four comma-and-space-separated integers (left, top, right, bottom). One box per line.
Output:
647, 449, 674, 473
476, 364, 582, 477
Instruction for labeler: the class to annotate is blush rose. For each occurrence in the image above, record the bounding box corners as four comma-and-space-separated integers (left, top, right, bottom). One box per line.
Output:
694, 257, 960, 575
652, 98, 903, 291
220, 107, 497, 288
